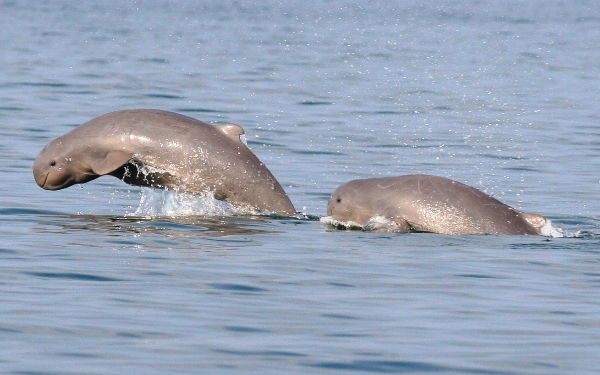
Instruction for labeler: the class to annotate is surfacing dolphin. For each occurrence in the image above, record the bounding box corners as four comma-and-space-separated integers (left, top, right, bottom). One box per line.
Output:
33, 109, 296, 216
327, 174, 547, 235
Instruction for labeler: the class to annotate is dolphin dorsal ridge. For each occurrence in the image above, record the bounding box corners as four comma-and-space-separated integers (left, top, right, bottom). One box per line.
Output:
216, 124, 246, 143
522, 212, 547, 229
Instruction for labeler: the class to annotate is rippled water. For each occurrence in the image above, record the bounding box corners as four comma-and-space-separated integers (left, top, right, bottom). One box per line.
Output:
1, 1, 600, 374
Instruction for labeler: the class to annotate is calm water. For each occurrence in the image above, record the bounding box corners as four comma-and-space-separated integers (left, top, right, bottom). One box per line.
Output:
1, 1, 600, 374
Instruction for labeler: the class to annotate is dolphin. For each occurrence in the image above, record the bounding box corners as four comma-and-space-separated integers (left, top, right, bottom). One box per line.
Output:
326, 175, 547, 235
33, 109, 296, 216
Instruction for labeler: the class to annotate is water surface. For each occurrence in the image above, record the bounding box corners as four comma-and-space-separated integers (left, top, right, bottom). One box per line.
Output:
1, 1, 599, 374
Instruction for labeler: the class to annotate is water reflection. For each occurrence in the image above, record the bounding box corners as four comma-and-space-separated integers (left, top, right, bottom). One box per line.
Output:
34, 214, 277, 238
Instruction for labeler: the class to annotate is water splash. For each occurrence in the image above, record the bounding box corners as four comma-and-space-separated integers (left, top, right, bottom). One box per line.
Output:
540, 219, 564, 238
128, 188, 247, 217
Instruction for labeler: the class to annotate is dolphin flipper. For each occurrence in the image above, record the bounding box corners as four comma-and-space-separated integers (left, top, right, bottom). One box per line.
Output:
90, 150, 134, 175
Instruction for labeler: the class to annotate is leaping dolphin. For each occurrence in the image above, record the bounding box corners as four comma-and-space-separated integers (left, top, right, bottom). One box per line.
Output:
33, 109, 296, 216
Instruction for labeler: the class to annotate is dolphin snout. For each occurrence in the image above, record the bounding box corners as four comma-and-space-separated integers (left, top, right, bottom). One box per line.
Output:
326, 200, 335, 217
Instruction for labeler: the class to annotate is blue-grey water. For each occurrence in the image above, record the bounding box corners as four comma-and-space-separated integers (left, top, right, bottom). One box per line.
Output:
1, 1, 600, 374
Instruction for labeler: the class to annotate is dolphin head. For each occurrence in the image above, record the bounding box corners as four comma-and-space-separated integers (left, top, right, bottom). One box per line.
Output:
33, 137, 95, 190
327, 180, 375, 225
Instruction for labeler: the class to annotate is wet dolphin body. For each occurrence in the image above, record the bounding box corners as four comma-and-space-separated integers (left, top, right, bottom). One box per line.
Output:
327, 175, 547, 235
33, 109, 296, 215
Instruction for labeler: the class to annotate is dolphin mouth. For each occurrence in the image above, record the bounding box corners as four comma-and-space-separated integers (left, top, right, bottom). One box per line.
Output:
33, 170, 48, 189
39, 174, 49, 189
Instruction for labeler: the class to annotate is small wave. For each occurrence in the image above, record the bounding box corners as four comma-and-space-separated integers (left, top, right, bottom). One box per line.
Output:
309, 359, 515, 375
564, 230, 600, 239
128, 188, 248, 217
23, 271, 122, 282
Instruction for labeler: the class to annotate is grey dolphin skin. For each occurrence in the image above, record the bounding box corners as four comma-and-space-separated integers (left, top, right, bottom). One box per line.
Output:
327, 175, 547, 235
33, 109, 296, 216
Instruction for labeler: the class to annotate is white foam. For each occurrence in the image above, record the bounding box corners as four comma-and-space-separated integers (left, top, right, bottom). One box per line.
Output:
320, 215, 408, 232
319, 215, 364, 230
